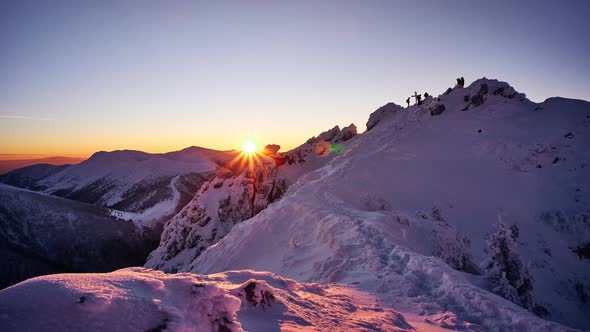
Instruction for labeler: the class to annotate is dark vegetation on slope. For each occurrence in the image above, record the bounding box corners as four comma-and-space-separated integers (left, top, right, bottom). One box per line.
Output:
0, 184, 160, 289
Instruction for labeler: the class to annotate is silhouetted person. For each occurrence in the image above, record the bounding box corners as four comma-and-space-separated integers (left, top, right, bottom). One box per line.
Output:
417, 94, 422, 105
406, 97, 410, 107
456, 77, 465, 88
424, 92, 430, 99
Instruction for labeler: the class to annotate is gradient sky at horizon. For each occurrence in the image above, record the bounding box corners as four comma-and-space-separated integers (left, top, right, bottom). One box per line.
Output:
1, 0, 589, 157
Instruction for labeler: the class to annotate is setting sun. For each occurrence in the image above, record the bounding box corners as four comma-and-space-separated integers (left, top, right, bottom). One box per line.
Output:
242, 141, 257, 154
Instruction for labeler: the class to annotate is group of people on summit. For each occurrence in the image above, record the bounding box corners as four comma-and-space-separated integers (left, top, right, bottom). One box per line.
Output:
405, 76, 464, 107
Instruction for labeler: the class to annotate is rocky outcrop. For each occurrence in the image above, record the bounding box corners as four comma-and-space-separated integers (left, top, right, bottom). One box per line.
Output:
366, 102, 404, 131
146, 159, 288, 272
429, 101, 446, 116
462, 78, 527, 111
333, 124, 357, 143
263, 144, 281, 155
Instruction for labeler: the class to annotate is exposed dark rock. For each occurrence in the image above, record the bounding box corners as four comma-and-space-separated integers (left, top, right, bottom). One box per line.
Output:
533, 305, 550, 317
573, 242, 590, 259
366, 103, 403, 131
469, 94, 484, 108
263, 144, 281, 155
429, 103, 446, 116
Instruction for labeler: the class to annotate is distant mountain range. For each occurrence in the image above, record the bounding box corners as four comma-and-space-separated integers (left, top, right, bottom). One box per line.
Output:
0, 146, 239, 226
0, 156, 86, 174
0, 146, 239, 287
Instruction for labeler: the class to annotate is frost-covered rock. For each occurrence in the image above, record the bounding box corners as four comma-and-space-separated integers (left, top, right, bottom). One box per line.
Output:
366, 102, 403, 131
333, 123, 358, 143
145, 160, 287, 272
462, 78, 528, 111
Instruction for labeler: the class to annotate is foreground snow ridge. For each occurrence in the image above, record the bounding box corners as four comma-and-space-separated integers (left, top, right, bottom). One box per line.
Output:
0, 268, 413, 332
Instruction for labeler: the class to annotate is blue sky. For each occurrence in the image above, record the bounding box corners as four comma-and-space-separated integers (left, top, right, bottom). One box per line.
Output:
1, 0, 589, 156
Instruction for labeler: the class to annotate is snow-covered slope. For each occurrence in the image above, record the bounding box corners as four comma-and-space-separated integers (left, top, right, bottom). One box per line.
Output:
0, 184, 159, 289
1, 146, 238, 226
0, 163, 70, 188
149, 78, 590, 330
145, 124, 358, 272
0, 267, 416, 332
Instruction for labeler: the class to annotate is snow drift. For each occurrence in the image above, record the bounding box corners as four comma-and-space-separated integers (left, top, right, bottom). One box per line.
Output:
0, 267, 413, 332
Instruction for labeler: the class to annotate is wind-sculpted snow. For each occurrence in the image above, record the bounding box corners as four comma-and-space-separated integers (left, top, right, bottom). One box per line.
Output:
162, 78, 589, 330
0, 267, 413, 332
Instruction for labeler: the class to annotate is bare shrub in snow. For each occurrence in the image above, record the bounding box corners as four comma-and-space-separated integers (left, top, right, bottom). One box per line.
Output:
483, 217, 534, 310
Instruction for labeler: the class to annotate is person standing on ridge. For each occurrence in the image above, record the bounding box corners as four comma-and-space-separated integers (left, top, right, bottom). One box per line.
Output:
406, 97, 410, 107
456, 77, 465, 88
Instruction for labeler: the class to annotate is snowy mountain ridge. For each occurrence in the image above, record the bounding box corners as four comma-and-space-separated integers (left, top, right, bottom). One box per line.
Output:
0, 146, 238, 226
148, 77, 590, 330
1, 77, 589, 331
